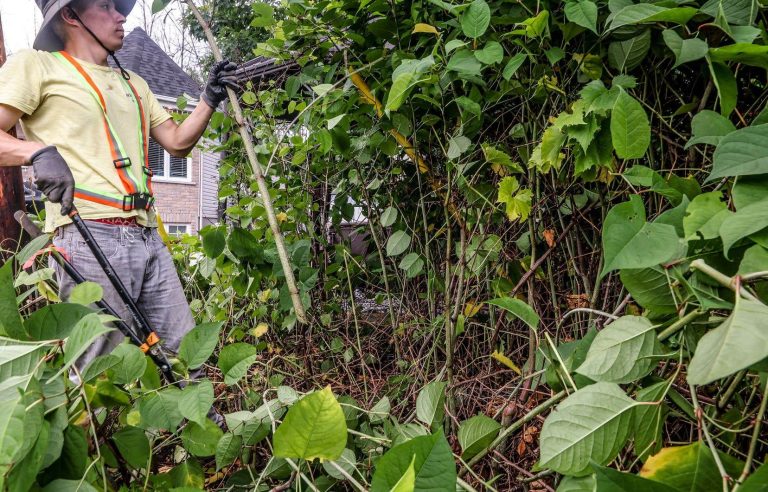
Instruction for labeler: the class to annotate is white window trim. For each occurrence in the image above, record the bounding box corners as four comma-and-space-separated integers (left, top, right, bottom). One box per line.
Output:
165, 223, 190, 236
151, 150, 193, 183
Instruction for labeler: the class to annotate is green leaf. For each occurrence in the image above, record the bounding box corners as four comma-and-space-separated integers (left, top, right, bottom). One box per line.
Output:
520, 10, 550, 38
460, 0, 491, 38
600, 196, 681, 277
611, 91, 650, 159
688, 298, 768, 385
594, 464, 677, 491
370, 396, 391, 424
67, 281, 103, 305
482, 144, 522, 173
565, 0, 598, 34
215, 432, 242, 470
487, 296, 539, 330
576, 316, 659, 383
447, 50, 483, 77
447, 135, 472, 159
609, 5, 697, 30
109, 343, 147, 384
620, 267, 678, 314
458, 415, 501, 460
709, 125, 768, 181
558, 476, 596, 491
42, 480, 98, 492
399, 253, 425, 278
385, 57, 435, 112
474, 41, 503, 65
709, 61, 737, 116
273, 386, 347, 461
250, 2, 275, 27
181, 419, 223, 457
739, 245, 768, 276
0, 261, 25, 339
734, 175, 768, 208
218, 343, 258, 385
710, 43, 768, 70
140, 387, 184, 431
502, 53, 527, 80
685, 110, 736, 149
662, 30, 708, 68
496, 176, 532, 222
201, 228, 225, 258
112, 426, 150, 469
634, 381, 668, 461
24, 303, 92, 341
370, 430, 457, 492
701, 0, 758, 25
684, 192, 730, 241
720, 198, 768, 257
640, 442, 744, 489
7, 416, 50, 492
55, 314, 112, 378
0, 339, 47, 380
0, 376, 38, 475
608, 30, 651, 72
539, 382, 639, 476
380, 206, 398, 227
179, 380, 215, 427
390, 455, 416, 492
740, 461, 768, 491
179, 322, 223, 370
387, 230, 412, 257
416, 381, 447, 429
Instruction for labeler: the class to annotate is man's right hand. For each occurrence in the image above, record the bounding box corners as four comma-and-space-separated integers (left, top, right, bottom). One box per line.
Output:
29, 146, 75, 215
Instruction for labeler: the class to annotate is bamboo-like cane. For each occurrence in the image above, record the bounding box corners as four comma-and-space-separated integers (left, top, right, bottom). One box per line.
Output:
182, 0, 307, 324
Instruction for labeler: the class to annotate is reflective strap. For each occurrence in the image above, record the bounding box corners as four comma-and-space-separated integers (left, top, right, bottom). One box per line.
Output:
74, 187, 126, 210
52, 51, 142, 196
118, 77, 153, 196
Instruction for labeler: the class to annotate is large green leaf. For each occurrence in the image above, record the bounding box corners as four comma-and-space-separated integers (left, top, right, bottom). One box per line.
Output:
140, 387, 184, 431
576, 316, 659, 383
54, 314, 112, 378
458, 415, 501, 460
387, 230, 412, 257
42, 480, 99, 492
179, 380, 215, 426
600, 196, 681, 277
502, 53, 527, 80
460, 0, 490, 38
685, 110, 736, 149
740, 461, 768, 491
181, 419, 223, 457
109, 343, 147, 384
539, 382, 639, 476
7, 418, 50, 492
733, 175, 768, 208
608, 30, 651, 72
594, 465, 677, 491
112, 426, 150, 469
640, 442, 744, 490
608, 4, 697, 30
620, 267, 678, 314
201, 227, 226, 258
701, 0, 757, 25
487, 296, 539, 330
611, 91, 650, 159
684, 191, 731, 241
179, 322, 223, 370
662, 30, 708, 68
0, 376, 38, 475
390, 456, 416, 492
0, 261, 25, 339
634, 381, 668, 461
322, 448, 358, 480
688, 298, 768, 385
720, 198, 768, 257
474, 41, 503, 65
217, 343, 258, 385
415, 381, 447, 429
24, 303, 93, 341
709, 43, 768, 70
385, 57, 435, 112
739, 245, 768, 276
565, 0, 598, 34
273, 386, 347, 461
370, 430, 457, 492
0, 338, 48, 380
215, 432, 242, 471
709, 61, 737, 116
709, 125, 768, 180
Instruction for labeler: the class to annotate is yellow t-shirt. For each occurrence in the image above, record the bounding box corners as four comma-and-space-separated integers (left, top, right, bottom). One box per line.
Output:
0, 49, 172, 232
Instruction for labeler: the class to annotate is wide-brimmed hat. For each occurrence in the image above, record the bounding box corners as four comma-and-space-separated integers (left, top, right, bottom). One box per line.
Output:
33, 0, 136, 52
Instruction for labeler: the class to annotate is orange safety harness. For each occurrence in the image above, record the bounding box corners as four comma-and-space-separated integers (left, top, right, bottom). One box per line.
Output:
53, 51, 155, 212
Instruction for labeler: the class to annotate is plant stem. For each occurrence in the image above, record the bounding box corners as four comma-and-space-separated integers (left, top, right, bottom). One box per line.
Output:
182, 0, 307, 323
657, 309, 706, 341
734, 377, 768, 489
691, 259, 759, 302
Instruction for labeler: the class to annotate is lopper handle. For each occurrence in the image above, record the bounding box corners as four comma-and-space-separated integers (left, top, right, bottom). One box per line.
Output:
14, 210, 45, 240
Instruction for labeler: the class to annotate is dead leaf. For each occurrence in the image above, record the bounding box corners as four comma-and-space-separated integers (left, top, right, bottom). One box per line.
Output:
542, 229, 556, 248
566, 293, 589, 309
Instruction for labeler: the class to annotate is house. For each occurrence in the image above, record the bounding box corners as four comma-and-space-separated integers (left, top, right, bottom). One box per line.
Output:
110, 27, 220, 235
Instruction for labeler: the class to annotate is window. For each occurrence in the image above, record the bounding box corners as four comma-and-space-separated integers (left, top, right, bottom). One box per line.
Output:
165, 224, 189, 236
148, 138, 191, 181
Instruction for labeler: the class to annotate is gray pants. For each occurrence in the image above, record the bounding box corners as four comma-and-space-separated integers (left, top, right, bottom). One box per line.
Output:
51, 221, 195, 373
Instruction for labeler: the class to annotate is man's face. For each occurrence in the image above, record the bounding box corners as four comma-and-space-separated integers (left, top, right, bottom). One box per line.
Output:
71, 0, 127, 51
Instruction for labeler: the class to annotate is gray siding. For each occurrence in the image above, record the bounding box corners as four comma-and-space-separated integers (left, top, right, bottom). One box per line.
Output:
201, 149, 220, 223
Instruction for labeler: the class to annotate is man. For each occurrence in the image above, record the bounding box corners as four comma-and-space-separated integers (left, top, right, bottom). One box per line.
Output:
0, 0, 236, 379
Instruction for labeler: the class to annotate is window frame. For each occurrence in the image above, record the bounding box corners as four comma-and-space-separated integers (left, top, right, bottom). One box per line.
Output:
148, 138, 193, 183
165, 223, 190, 236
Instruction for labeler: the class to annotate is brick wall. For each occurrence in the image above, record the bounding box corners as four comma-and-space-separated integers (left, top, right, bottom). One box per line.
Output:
152, 147, 201, 235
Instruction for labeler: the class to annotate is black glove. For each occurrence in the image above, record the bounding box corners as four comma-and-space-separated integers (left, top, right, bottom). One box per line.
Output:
201, 60, 239, 108
29, 146, 75, 215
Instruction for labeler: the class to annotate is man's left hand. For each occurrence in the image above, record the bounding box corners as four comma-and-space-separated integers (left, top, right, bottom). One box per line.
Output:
201, 60, 239, 108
